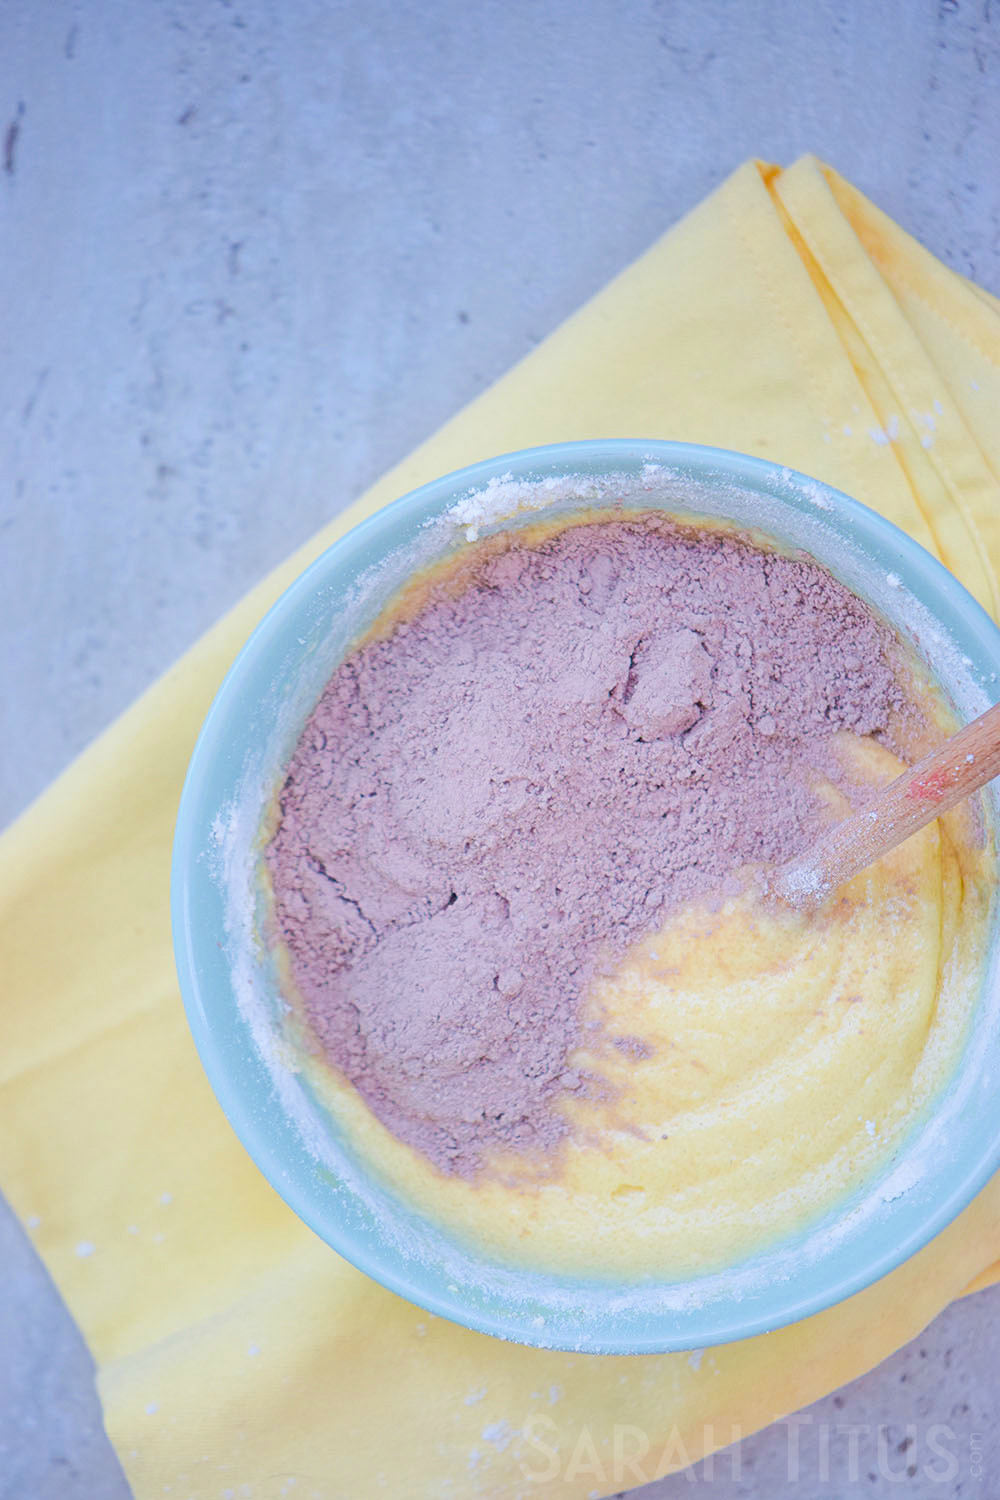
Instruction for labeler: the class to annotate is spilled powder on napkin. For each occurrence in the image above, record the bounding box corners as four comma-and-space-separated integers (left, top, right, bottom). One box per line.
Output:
266, 515, 907, 1174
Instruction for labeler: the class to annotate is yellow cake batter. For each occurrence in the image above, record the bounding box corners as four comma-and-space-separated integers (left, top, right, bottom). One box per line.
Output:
264, 510, 994, 1280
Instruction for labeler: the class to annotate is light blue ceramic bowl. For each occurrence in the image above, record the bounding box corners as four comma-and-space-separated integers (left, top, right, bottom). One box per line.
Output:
172, 440, 1000, 1354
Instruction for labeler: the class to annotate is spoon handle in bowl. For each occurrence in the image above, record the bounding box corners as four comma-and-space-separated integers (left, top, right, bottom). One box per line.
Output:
774, 698, 1000, 907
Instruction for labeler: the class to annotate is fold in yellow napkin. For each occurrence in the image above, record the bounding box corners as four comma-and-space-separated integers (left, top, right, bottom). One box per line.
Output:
3, 155, 1000, 1499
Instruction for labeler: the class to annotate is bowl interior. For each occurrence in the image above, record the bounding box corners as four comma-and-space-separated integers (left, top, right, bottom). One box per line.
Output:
172, 440, 1000, 1354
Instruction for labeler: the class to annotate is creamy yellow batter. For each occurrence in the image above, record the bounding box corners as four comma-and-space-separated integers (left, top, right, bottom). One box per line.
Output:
299, 730, 991, 1279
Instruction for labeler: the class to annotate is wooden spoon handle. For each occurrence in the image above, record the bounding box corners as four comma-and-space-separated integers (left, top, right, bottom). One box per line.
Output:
774, 699, 1000, 906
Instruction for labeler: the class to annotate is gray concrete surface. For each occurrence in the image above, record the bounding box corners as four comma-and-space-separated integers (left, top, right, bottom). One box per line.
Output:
609, 1276, 1000, 1497
2, 2, 999, 1495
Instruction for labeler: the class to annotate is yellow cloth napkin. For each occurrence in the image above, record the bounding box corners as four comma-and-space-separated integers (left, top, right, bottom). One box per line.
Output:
3, 155, 1000, 1499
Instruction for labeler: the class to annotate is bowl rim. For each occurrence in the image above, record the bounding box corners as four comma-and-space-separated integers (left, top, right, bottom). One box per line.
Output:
172, 438, 1000, 1353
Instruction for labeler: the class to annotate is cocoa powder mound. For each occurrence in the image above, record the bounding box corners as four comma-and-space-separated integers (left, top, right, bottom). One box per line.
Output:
265, 515, 907, 1175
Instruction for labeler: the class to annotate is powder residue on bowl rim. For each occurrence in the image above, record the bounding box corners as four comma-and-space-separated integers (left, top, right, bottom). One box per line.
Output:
264, 511, 916, 1176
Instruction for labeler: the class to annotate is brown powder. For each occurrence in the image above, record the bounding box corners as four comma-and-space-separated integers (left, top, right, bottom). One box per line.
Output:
265, 515, 907, 1175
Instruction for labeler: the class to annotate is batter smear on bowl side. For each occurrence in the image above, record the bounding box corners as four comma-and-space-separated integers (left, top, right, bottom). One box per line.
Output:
264, 513, 990, 1274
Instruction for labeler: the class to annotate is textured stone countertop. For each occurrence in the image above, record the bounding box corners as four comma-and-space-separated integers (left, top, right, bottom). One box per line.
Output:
2, 3, 999, 1496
